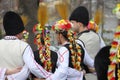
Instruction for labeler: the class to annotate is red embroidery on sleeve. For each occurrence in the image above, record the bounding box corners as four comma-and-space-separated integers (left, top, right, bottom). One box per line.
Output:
58, 50, 68, 63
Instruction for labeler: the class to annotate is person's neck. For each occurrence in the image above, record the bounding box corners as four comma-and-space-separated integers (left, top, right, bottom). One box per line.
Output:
79, 26, 88, 33
61, 40, 69, 45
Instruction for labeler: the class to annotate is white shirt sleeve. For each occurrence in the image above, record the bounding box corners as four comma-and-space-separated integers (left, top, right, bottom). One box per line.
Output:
98, 34, 106, 48
0, 68, 6, 80
83, 49, 94, 68
7, 46, 52, 80
75, 40, 94, 68
46, 47, 69, 80
67, 68, 83, 80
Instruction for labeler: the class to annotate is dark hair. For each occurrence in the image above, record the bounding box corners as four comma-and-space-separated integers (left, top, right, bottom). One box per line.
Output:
56, 30, 69, 41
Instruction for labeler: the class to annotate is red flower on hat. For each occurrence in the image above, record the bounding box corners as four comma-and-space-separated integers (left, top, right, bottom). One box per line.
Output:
53, 19, 72, 31
52, 25, 55, 30
65, 22, 71, 30
112, 41, 118, 45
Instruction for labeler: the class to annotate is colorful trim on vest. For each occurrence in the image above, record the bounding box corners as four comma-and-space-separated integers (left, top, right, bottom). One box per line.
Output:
108, 25, 120, 80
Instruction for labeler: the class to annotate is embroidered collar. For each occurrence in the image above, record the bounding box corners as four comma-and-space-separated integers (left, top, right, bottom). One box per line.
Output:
77, 30, 96, 37
77, 30, 90, 36
4, 36, 18, 40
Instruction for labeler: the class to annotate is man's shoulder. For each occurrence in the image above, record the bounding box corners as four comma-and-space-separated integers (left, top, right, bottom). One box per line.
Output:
0, 39, 4, 42
0, 39, 5, 45
19, 40, 28, 45
16, 40, 29, 49
58, 46, 69, 53
59, 46, 68, 50
0, 39, 28, 44
80, 31, 98, 36
79, 31, 99, 41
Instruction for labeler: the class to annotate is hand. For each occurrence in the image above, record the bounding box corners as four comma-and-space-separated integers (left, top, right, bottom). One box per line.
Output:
81, 69, 86, 75
89, 68, 95, 73
6, 67, 22, 75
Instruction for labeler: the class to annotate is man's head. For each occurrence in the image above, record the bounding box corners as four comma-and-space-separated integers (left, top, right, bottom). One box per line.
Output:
69, 6, 89, 33
3, 11, 25, 39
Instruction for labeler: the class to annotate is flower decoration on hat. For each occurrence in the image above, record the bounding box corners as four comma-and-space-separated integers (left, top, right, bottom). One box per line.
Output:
53, 19, 71, 31
52, 19, 82, 70
113, 3, 120, 19
87, 20, 99, 32
33, 23, 52, 72
22, 30, 29, 42
33, 23, 43, 47
108, 25, 120, 80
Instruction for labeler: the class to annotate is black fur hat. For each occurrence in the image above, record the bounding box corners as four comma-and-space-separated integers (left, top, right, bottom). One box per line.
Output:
3, 11, 24, 35
69, 6, 89, 26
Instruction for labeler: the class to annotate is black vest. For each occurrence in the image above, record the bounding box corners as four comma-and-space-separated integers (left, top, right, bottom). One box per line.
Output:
64, 44, 85, 69
33, 50, 58, 73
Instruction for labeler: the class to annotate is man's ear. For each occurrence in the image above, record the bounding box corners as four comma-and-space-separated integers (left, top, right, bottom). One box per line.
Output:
78, 22, 83, 27
16, 32, 23, 39
16, 34, 20, 38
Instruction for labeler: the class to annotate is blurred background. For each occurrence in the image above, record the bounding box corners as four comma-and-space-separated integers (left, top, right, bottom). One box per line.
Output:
0, 0, 119, 50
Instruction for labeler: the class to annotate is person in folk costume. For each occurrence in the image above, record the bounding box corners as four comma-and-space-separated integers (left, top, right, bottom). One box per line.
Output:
32, 24, 58, 80
69, 6, 101, 60
24, 2, 57, 80
0, 14, 29, 80
42, 19, 94, 80
69, 6, 99, 80
95, 26, 120, 80
0, 11, 52, 80
0, 30, 29, 80
54, 2, 95, 79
